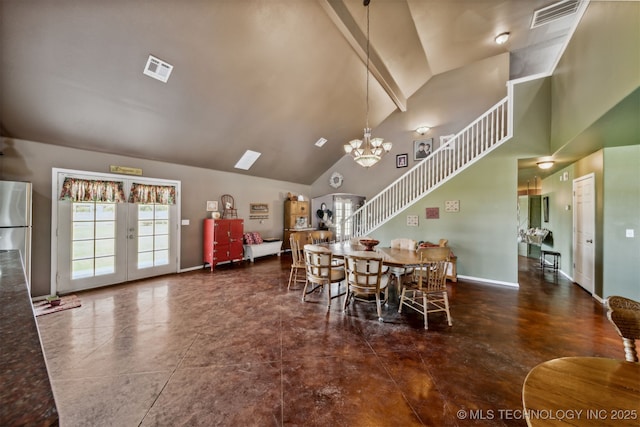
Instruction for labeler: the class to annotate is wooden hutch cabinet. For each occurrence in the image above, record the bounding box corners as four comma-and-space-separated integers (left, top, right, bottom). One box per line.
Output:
203, 218, 244, 271
283, 200, 312, 250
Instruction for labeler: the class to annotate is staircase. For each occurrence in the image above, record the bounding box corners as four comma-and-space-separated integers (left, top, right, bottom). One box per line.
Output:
343, 95, 512, 240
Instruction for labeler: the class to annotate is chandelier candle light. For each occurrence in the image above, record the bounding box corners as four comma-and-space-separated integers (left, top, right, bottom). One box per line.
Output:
344, 0, 392, 168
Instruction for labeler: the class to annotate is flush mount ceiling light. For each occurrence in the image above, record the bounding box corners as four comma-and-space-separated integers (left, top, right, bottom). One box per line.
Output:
415, 126, 430, 135
234, 150, 261, 170
344, 0, 392, 168
495, 32, 510, 45
537, 160, 555, 169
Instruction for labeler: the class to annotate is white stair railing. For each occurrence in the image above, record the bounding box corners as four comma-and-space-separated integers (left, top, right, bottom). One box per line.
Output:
343, 96, 511, 240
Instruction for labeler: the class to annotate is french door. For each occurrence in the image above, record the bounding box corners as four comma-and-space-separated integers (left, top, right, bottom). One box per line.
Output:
334, 197, 355, 241
53, 169, 180, 294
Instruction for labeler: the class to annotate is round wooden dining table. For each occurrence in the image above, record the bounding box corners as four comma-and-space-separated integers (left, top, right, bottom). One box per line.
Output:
522, 357, 640, 426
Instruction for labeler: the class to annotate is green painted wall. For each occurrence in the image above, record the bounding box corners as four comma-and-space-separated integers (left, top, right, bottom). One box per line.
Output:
603, 145, 640, 300
543, 146, 640, 301
371, 147, 519, 285
542, 150, 605, 296
551, 1, 640, 150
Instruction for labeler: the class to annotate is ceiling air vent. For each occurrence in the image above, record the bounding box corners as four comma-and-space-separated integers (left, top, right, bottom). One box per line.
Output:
143, 55, 173, 83
531, 0, 581, 29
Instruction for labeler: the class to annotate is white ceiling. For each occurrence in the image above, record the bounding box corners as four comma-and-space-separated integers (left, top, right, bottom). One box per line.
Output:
1, 0, 584, 185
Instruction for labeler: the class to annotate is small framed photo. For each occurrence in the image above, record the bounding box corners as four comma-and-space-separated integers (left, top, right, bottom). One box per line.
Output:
440, 134, 455, 150
206, 200, 218, 212
396, 153, 408, 168
414, 138, 433, 161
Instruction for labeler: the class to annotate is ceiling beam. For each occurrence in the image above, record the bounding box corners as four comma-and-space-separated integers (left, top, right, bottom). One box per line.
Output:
320, 0, 407, 112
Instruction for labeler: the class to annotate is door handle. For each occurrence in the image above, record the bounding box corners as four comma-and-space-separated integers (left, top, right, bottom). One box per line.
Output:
586, 239, 593, 243
128, 234, 135, 239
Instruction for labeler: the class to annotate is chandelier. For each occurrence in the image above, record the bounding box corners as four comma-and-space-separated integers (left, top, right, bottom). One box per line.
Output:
344, 0, 392, 168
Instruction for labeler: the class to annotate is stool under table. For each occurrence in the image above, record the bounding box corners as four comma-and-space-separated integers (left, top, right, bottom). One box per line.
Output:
540, 250, 561, 272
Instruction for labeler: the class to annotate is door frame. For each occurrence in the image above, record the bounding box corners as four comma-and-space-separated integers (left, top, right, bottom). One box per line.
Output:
51, 168, 181, 296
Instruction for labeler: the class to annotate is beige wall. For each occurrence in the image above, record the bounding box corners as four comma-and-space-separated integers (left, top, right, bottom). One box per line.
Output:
1, 137, 311, 297
311, 53, 510, 200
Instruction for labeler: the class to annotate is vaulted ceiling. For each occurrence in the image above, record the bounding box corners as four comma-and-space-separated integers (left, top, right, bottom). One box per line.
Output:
1, 0, 584, 185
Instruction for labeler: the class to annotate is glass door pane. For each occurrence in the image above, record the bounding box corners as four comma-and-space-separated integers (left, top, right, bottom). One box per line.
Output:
136, 204, 170, 269
56, 198, 127, 294
127, 201, 177, 281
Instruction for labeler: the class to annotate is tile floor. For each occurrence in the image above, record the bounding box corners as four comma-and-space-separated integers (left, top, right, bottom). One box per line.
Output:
36, 255, 622, 426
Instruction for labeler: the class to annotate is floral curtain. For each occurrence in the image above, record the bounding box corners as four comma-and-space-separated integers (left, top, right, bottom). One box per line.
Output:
59, 178, 126, 202
128, 183, 176, 205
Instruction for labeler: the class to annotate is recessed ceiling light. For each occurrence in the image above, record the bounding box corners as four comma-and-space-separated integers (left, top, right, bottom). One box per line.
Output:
495, 32, 510, 45
315, 138, 328, 147
234, 150, 261, 170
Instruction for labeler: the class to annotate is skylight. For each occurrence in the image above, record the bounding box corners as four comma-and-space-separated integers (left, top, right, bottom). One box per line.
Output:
234, 150, 261, 170
315, 137, 328, 147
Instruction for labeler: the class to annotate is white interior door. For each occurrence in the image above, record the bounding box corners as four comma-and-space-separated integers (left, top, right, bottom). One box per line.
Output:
573, 174, 595, 294
53, 170, 180, 295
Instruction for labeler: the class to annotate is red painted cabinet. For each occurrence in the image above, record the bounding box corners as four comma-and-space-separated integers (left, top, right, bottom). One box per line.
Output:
203, 218, 244, 270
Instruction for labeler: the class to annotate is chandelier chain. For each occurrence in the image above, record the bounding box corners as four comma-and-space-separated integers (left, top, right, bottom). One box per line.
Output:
365, 1, 370, 129
342, 0, 392, 168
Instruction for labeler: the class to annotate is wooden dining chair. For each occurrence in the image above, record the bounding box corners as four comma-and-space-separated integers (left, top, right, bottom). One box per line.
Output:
343, 251, 389, 322
606, 296, 640, 362
388, 238, 416, 287
398, 246, 452, 329
310, 230, 334, 244
287, 234, 306, 290
302, 244, 345, 309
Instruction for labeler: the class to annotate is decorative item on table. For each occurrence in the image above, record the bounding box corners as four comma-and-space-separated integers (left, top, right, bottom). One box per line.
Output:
206, 200, 220, 218
295, 216, 308, 228
359, 239, 380, 251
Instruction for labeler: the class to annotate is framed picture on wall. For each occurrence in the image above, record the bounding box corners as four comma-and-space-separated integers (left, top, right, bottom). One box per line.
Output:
249, 203, 269, 219
206, 200, 218, 212
440, 134, 455, 150
414, 138, 433, 161
396, 153, 408, 168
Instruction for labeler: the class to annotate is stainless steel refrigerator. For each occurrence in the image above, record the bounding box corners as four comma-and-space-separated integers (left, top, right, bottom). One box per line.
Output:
0, 180, 32, 289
